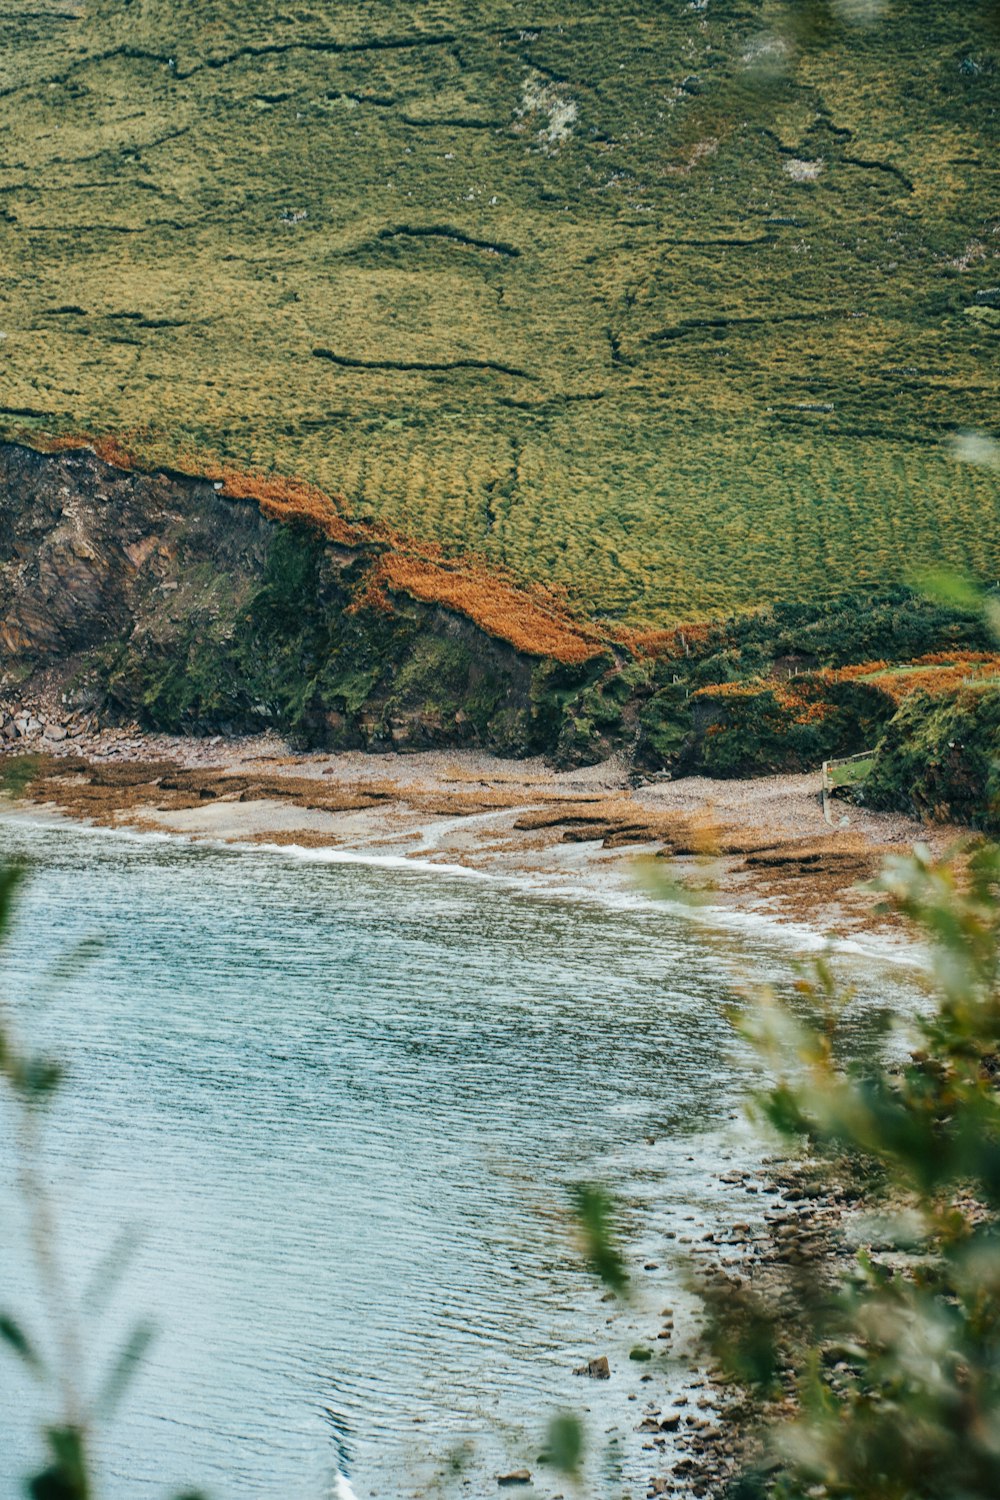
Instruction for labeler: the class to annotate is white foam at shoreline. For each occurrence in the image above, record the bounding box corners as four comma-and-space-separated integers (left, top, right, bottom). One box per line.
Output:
0, 805, 928, 974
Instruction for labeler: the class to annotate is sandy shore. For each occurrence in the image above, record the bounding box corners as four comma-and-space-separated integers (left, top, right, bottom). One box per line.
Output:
0, 726, 958, 946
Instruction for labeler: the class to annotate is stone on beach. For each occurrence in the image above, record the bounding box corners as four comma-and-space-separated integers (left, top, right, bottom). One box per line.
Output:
573, 1354, 610, 1378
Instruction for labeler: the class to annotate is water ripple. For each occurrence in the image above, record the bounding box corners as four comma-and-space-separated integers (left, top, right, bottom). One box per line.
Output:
0, 816, 914, 1498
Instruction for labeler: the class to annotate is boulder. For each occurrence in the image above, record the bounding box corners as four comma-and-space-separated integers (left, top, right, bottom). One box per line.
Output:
573, 1355, 610, 1379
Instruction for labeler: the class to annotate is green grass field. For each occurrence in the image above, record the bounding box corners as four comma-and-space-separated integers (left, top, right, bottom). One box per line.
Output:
2, 0, 998, 624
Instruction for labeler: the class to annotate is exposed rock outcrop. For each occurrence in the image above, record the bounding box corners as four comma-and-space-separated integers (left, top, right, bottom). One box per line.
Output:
0, 442, 611, 759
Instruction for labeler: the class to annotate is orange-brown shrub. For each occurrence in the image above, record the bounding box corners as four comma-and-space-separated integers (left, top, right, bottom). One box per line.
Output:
178, 457, 369, 549
375, 556, 605, 664
829, 653, 1000, 703
694, 676, 834, 725
616, 622, 715, 659
700, 655, 1000, 709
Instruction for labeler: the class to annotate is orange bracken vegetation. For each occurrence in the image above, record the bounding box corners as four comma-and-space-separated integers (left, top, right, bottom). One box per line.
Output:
772, 680, 836, 726
174, 454, 371, 549
694, 675, 835, 725
615, 622, 716, 659
830, 652, 1000, 702
694, 679, 774, 700
689, 678, 839, 729
696, 652, 1000, 715
371, 555, 606, 664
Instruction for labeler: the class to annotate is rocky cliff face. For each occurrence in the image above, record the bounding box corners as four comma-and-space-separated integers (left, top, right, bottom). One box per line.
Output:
0, 442, 272, 660
3, 444, 990, 783
0, 442, 613, 758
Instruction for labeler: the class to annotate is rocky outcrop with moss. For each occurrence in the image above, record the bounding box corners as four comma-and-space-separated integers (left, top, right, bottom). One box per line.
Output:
4, 442, 996, 784
861, 686, 1000, 832
0, 442, 624, 758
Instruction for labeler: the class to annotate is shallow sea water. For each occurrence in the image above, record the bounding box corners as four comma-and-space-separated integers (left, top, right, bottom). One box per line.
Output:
0, 814, 917, 1499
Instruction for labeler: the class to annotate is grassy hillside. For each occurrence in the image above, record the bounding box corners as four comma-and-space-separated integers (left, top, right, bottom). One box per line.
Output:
2, 0, 998, 624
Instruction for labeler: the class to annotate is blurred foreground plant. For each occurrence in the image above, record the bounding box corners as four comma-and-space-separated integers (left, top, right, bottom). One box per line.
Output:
707, 839, 1000, 1499
0, 863, 204, 1500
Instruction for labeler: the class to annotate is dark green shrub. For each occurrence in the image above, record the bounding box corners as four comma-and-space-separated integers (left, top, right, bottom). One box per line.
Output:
864, 685, 1000, 831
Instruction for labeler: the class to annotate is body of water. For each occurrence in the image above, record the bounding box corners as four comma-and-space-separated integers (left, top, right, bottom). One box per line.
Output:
0, 814, 915, 1498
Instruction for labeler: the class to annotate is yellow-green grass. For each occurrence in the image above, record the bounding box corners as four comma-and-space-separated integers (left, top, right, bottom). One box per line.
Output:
827, 755, 874, 788
2, 0, 998, 626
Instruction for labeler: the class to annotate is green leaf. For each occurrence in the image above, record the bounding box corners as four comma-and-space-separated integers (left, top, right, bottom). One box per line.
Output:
568, 1182, 629, 1297
0, 1312, 43, 1373
83, 1226, 139, 1315
95, 1320, 155, 1418
28, 1426, 89, 1500
0, 860, 26, 946
540, 1411, 584, 1475
16, 1057, 64, 1105
27, 1467, 84, 1500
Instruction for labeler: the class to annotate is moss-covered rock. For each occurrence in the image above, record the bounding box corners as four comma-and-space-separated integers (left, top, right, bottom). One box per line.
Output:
862, 687, 1000, 831
635, 683, 694, 770
689, 677, 893, 777
0, 444, 569, 754
550, 661, 655, 768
